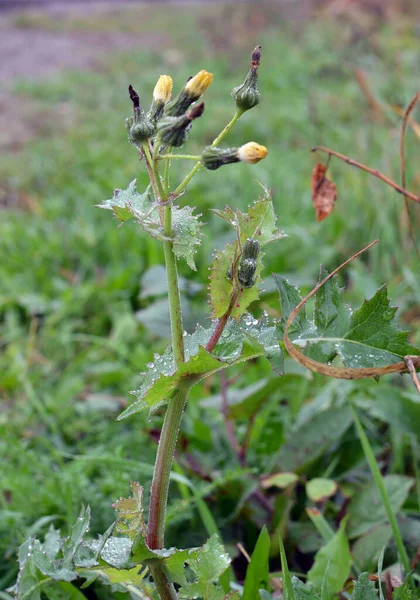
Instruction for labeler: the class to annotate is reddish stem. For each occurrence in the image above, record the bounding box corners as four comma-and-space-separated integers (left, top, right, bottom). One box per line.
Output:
313, 145, 420, 204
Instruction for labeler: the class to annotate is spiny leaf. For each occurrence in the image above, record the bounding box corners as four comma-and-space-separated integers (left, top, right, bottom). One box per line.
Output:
210, 190, 285, 319
178, 535, 231, 600
172, 205, 204, 270
351, 572, 378, 600
274, 271, 420, 371
118, 312, 280, 419
112, 482, 147, 540
98, 181, 203, 269
97, 179, 157, 226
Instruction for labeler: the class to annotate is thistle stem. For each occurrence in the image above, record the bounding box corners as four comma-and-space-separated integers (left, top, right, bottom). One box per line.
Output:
159, 154, 201, 161
163, 146, 173, 195
173, 108, 244, 196
148, 562, 178, 600
147, 386, 189, 550
143, 146, 187, 600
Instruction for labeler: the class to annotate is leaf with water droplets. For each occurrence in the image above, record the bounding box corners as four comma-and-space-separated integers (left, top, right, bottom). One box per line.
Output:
97, 179, 157, 225
118, 314, 281, 419
274, 271, 419, 371
172, 205, 204, 270
178, 535, 231, 599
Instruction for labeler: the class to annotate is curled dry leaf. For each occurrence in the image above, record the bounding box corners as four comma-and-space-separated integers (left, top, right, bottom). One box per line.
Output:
311, 162, 337, 222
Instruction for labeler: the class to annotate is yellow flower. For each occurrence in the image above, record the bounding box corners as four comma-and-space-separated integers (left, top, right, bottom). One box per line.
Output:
185, 70, 213, 98
237, 142, 268, 164
153, 75, 173, 103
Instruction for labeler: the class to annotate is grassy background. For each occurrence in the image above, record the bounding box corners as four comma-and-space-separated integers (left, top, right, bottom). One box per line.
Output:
1, 2, 420, 593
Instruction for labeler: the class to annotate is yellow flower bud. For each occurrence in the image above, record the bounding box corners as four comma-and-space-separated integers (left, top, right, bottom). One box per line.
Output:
185, 70, 213, 98
237, 142, 268, 164
153, 75, 173, 103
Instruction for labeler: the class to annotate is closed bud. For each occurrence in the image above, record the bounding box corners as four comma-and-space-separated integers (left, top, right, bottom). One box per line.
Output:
242, 238, 260, 261
127, 85, 155, 144
165, 70, 213, 117
153, 75, 173, 103
185, 70, 213, 99
148, 75, 173, 124
157, 102, 204, 147
238, 258, 257, 288
232, 45, 261, 112
237, 142, 268, 164
201, 146, 239, 171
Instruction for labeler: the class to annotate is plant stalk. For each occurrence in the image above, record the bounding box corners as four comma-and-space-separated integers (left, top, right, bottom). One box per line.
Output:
173, 108, 244, 196
147, 386, 189, 550
148, 562, 178, 600
350, 404, 412, 580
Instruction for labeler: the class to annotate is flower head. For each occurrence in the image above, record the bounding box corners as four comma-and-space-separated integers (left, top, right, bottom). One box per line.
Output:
185, 70, 213, 99
165, 70, 213, 117
237, 142, 268, 164
153, 75, 173, 103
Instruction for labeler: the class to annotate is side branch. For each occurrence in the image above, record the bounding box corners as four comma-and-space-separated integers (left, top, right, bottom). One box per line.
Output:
312, 145, 420, 204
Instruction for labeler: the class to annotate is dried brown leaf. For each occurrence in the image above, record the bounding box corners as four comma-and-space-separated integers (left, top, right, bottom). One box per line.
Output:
311, 162, 337, 222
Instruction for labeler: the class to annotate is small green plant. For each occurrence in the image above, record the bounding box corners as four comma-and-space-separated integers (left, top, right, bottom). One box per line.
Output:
11, 46, 420, 600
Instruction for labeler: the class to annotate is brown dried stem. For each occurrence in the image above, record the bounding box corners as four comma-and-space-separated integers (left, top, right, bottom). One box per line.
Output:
284, 239, 420, 379
312, 146, 420, 204
400, 92, 420, 259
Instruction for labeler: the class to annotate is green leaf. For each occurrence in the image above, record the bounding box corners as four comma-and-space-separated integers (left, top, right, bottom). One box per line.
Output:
44, 582, 87, 600
274, 274, 419, 369
210, 191, 285, 319
292, 577, 321, 600
112, 481, 147, 540
306, 478, 337, 502
242, 527, 270, 600
307, 518, 351, 597
351, 572, 378, 600
178, 535, 231, 600
172, 205, 204, 270
351, 525, 391, 572
277, 406, 353, 472
279, 535, 294, 600
347, 475, 413, 538
119, 313, 280, 419
98, 181, 204, 269
261, 472, 299, 489
356, 386, 420, 437
97, 179, 156, 225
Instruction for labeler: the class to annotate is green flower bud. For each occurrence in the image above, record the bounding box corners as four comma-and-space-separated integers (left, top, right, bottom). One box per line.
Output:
242, 238, 260, 261
126, 85, 155, 145
232, 45, 261, 112
238, 258, 257, 288
157, 103, 204, 147
201, 146, 240, 171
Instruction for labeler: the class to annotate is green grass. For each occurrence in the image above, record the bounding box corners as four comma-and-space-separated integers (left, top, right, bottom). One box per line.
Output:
1, 4, 420, 594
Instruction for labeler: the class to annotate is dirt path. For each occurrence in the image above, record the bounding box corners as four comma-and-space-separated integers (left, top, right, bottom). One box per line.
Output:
0, 2, 169, 150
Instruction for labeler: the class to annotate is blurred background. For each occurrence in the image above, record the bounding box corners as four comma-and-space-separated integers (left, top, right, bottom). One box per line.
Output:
1, 0, 420, 593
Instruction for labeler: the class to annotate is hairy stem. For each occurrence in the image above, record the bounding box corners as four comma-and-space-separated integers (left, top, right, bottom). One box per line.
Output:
173, 108, 244, 196
143, 148, 187, 600
205, 290, 240, 353
313, 145, 420, 204
148, 386, 189, 549
148, 562, 178, 600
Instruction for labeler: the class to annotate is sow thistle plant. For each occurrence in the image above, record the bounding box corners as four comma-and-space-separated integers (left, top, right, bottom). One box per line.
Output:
13, 47, 420, 600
